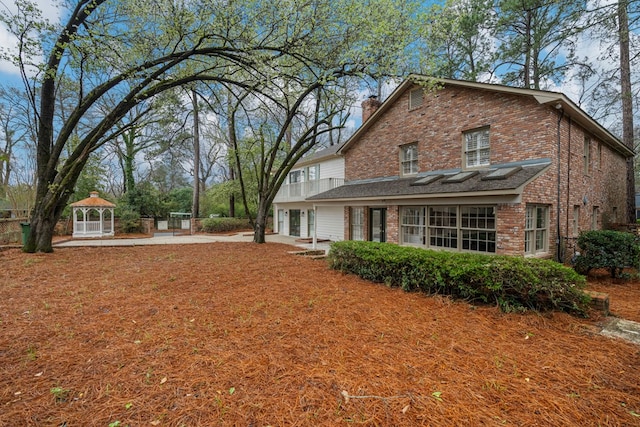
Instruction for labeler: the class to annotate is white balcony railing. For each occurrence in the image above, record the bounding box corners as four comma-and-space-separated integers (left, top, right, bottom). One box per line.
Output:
274, 177, 344, 203
73, 220, 113, 235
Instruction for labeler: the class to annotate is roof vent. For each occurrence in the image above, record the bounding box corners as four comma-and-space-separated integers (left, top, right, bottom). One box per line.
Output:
442, 171, 478, 183
481, 166, 522, 181
411, 174, 443, 186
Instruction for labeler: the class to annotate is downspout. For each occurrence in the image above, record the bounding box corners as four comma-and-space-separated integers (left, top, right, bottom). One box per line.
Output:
312, 204, 317, 250
556, 105, 565, 262
565, 117, 572, 243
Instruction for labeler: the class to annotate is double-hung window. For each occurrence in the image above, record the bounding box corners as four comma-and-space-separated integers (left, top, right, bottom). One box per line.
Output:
289, 170, 302, 197
401, 143, 418, 176
464, 128, 490, 168
401, 207, 425, 246
525, 205, 549, 255
350, 207, 364, 241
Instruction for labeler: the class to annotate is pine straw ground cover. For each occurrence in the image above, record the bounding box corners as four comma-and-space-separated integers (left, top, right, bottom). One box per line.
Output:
0, 243, 639, 427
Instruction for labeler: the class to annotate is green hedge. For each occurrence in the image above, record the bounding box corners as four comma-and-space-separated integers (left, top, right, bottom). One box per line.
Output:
328, 241, 590, 315
199, 217, 252, 233
573, 230, 640, 278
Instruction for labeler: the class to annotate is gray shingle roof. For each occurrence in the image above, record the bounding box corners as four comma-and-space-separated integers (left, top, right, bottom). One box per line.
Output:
308, 161, 550, 201
295, 143, 344, 167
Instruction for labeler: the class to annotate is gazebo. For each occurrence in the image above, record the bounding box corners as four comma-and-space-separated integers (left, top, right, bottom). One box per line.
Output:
70, 191, 116, 238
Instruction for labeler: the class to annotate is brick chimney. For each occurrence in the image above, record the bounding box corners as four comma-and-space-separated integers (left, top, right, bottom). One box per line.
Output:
361, 95, 382, 123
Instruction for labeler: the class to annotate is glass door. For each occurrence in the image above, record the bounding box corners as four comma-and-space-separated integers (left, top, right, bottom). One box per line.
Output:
370, 208, 386, 242
289, 209, 301, 237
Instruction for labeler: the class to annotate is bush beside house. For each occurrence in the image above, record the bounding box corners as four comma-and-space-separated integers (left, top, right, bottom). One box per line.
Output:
328, 241, 590, 315
573, 230, 640, 278
198, 217, 253, 233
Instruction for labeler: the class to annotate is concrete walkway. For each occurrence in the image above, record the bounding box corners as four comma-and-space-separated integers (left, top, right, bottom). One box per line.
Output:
600, 318, 640, 346
54, 232, 333, 253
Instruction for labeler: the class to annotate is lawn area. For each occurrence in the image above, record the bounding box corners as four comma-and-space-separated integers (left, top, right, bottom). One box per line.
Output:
1, 243, 639, 426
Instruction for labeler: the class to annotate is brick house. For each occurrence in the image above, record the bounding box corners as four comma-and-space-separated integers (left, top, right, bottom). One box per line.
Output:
309, 77, 633, 260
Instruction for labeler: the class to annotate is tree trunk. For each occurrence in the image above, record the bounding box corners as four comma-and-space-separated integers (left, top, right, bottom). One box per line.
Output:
122, 130, 137, 195
229, 165, 236, 218
253, 199, 269, 243
191, 89, 200, 219
618, 0, 635, 223
24, 190, 68, 253
26, 213, 55, 253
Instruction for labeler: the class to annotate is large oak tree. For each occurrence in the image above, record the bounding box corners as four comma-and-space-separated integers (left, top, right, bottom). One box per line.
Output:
1, 0, 419, 252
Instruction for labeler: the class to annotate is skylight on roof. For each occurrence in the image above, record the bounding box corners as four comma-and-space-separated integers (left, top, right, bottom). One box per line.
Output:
410, 174, 443, 186
481, 166, 522, 181
442, 171, 478, 183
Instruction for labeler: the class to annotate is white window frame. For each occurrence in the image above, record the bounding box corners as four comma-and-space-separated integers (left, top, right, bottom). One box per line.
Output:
400, 207, 425, 246
351, 207, 365, 241
464, 128, 490, 168
400, 143, 418, 176
428, 206, 459, 250
525, 205, 549, 256
460, 206, 496, 253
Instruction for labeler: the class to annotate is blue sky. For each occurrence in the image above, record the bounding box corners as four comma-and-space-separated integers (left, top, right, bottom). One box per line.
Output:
0, 0, 635, 131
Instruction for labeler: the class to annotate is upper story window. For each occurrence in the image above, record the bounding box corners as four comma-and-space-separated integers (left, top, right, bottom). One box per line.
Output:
409, 89, 423, 110
289, 170, 302, 184
400, 143, 418, 175
464, 127, 490, 168
305, 165, 319, 181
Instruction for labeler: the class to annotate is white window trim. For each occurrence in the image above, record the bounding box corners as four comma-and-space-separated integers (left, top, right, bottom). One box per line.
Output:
400, 205, 497, 253
464, 127, 490, 169
351, 207, 365, 241
400, 143, 419, 176
525, 205, 549, 256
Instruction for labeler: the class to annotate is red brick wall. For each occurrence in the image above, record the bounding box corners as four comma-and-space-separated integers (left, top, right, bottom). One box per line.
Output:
342, 83, 630, 258
345, 84, 556, 180
386, 206, 399, 243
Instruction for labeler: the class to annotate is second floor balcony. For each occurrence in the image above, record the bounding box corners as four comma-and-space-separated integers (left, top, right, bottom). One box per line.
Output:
274, 177, 344, 203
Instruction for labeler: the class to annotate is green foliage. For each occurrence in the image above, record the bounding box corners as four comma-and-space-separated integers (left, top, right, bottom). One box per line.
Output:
573, 230, 640, 278
118, 209, 141, 233
50, 386, 69, 403
119, 184, 193, 218
202, 182, 254, 218
73, 153, 106, 201
199, 217, 251, 233
328, 241, 590, 315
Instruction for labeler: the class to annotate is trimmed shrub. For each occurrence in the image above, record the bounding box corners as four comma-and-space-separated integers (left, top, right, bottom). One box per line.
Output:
200, 217, 252, 233
573, 230, 640, 278
328, 241, 590, 315
118, 209, 141, 233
